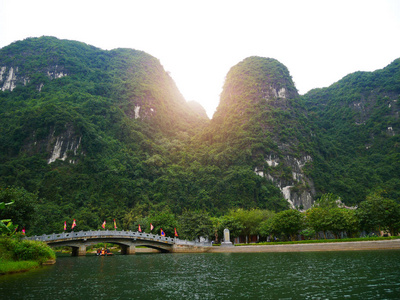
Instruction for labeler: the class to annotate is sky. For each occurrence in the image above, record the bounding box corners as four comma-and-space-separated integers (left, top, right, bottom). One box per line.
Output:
1, 0, 400, 118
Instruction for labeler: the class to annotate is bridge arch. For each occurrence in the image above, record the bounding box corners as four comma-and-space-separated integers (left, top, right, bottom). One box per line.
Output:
50, 238, 172, 256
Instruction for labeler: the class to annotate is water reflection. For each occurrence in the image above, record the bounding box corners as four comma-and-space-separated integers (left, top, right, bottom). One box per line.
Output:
1, 250, 400, 299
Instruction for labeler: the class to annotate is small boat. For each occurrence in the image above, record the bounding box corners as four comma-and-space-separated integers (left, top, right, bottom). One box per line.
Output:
97, 249, 114, 256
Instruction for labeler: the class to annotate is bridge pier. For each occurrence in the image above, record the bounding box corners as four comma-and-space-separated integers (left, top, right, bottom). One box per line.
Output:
121, 245, 136, 255
71, 245, 87, 256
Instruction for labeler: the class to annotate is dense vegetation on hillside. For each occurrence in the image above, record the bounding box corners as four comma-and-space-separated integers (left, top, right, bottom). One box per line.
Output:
0, 37, 399, 236
302, 58, 400, 204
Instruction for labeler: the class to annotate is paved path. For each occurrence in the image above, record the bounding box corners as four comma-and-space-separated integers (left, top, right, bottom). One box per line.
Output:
209, 239, 400, 253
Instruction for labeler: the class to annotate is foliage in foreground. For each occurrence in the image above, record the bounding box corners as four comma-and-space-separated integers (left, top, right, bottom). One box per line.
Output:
0, 198, 17, 235
0, 236, 55, 264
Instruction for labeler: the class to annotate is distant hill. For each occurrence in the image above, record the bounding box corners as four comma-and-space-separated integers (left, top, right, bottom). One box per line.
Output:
0, 37, 398, 234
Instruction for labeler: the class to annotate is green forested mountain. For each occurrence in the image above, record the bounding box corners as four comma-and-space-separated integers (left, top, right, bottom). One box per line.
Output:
0, 37, 208, 233
302, 58, 400, 205
196, 57, 315, 210
0, 37, 399, 234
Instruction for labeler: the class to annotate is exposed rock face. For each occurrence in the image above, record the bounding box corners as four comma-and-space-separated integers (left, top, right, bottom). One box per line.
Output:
22, 124, 82, 165
0, 65, 67, 91
47, 130, 81, 164
255, 155, 315, 209
46, 65, 67, 80
1, 66, 19, 91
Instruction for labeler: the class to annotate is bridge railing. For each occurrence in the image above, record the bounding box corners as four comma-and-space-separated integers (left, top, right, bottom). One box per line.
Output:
26, 230, 176, 244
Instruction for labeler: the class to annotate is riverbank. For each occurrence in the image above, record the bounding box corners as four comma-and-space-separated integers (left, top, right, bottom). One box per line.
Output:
209, 239, 400, 253
0, 237, 56, 275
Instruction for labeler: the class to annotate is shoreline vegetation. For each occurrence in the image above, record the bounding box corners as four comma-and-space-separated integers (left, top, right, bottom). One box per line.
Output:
0, 236, 56, 275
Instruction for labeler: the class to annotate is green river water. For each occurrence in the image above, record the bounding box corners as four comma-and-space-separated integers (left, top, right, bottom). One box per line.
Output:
1, 250, 400, 299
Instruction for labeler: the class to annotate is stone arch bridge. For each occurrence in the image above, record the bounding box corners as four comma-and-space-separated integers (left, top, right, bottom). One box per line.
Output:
27, 230, 212, 256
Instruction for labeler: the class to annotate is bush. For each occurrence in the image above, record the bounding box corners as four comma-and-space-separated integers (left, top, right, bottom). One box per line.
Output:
1, 237, 55, 263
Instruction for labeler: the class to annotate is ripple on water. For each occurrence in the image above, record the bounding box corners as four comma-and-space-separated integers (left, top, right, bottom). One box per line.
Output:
0, 250, 400, 299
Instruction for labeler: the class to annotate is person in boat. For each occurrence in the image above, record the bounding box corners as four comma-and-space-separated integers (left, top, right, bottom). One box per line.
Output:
101, 248, 105, 256
97, 249, 101, 256
106, 248, 112, 255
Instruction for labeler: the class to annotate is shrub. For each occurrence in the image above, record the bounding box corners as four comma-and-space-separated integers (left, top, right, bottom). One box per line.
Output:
1, 237, 55, 263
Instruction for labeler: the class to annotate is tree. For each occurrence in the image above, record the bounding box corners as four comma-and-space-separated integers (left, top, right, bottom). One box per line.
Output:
313, 193, 340, 209
178, 210, 213, 241
210, 216, 223, 243
148, 210, 177, 238
220, 215, 244, 242
270, 209, 305, 241
341, 209, 359, 238
259, 218, 274, 239
221, 209, 274, 243
328, 208, 349, 239
306, 207, 330, 239
0, 187, 38, 233
356, 193, 400, 236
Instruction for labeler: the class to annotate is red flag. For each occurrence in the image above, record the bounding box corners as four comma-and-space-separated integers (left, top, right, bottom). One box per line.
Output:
114, 219, 117, 229
64, 221, 67, 231
174, 228, 178, 237
22, 227, 26, 235
71, 219, 76, 230
160, 228, 165, 237
150, 223, 154, 231
102, 220, 106, 229
138, 224, 142, 232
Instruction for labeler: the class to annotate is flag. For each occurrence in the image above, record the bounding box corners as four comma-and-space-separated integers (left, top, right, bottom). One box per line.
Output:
160, 228, 165, 237
102, 220, 106, 229
114, 219, 117, 229
150, 223, 154, 231
64, 221, 67, 231
174, 228, 178, 237
71, 219, 76, 230
138, 224, 142, 232
22, 227, 26, 235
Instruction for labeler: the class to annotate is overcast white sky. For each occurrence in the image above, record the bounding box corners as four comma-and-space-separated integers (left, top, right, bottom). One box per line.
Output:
1, 0, 400, 118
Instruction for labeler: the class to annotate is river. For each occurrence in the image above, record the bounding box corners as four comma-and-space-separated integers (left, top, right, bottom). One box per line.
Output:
1, 250, 400, 299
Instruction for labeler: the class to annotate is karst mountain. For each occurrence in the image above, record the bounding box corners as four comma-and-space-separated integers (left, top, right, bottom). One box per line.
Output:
1, 37, 398, 233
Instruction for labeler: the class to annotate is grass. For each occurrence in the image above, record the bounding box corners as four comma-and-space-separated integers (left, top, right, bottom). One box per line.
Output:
233, 236, 400, 246
0, 260, 40, 275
